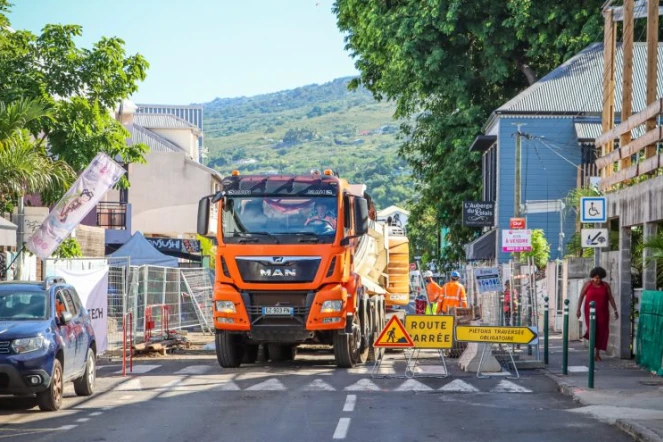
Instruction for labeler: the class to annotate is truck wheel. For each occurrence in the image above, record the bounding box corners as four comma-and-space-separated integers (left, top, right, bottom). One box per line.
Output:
215, 331, 244, 368
73, 349, 96, 396
242, 344, 259, 364
368, 298, 384, 362
267, 344, 295, 362
334, 314, 363, 368
37, 359, 63, 411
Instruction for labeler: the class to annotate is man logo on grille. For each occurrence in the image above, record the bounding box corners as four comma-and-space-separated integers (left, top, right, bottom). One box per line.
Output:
272, 257, 285, 264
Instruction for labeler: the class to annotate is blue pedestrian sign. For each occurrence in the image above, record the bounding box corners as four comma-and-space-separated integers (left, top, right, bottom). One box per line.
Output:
580, 197, 607, 223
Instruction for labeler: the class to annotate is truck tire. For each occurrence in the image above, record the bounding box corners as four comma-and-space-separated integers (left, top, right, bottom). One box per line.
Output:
215, 331, 244, 368
267, 344, 294, 362
242, 344, 259, 364
368, 297, 384, 362
334, 313, 365, 368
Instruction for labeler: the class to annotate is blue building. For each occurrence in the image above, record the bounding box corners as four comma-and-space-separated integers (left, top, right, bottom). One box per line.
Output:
465, 42, 663, 263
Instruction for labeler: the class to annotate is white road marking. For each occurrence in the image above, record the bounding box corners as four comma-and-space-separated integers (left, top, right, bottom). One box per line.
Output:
102, 406, 114, 411
88, 412, 103, 416
156, 379, 183, 392
174, 365, 211, 375
116, 378, 142, 391
246, 378, 287, 391
76, 418, 90, 423
568, 366, 589, 373
332, 418, 351, 439
343, 394, 356, 412
394, 379, 433, 392
119, 395, 134, 400
439, 379, 479, 393
414, 366, 447, 375
491, 380, 532, 393
114, 364, 160, 374
58, 425, 78, 430
215, 381, 241, 391
97, 365, 121, 370
303, 379, 336, 391
344, 379, 381, 392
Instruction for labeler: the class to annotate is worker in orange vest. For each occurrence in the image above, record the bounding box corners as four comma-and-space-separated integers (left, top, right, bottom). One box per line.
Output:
437, 271, 468, 314
423, 270, 441, 314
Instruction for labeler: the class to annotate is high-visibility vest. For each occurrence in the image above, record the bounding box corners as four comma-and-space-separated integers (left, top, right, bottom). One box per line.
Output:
438, 281, 467, 313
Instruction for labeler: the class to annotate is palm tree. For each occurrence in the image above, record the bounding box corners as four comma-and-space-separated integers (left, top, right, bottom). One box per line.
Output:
0, 99, 74, 278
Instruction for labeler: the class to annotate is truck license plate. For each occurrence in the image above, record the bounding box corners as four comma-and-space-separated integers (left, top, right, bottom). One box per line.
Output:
262, 307, 294, 316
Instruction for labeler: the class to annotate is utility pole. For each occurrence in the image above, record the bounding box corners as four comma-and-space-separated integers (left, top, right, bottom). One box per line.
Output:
620, 0, 634, 170
645, 0, 660, 159
513, 124, 526, 220
15, 196, 24, 280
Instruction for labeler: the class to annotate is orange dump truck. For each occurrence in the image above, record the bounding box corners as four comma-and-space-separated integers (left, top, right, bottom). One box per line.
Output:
196, 169, 410, 368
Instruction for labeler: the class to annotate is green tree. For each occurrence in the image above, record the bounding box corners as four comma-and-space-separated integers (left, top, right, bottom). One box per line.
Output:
333, 0, 604, 266
520, 229, 550, 270
53, 238, 83, 259
0, 4, 149, 199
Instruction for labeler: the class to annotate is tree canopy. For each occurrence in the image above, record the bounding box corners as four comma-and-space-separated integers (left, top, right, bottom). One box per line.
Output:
333, 0, 604, 264
0, 1, 149, 203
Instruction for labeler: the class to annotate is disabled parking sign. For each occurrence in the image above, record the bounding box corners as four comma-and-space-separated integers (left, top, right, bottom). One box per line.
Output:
580, 197, 607, 223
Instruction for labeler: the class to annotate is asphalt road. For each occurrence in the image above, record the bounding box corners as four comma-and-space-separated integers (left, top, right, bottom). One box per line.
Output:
0, 350, 632, 442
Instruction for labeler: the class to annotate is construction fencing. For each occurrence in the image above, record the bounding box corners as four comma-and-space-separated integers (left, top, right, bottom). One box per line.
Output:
43, 258, 214, 357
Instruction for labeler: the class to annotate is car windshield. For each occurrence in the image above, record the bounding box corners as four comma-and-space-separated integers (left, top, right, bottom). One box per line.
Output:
0, 291, 49, 320
223, 196, 338, 244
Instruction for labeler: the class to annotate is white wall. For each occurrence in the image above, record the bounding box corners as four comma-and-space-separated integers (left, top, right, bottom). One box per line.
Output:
152, 128, 198, 160
128, 151, 216, 236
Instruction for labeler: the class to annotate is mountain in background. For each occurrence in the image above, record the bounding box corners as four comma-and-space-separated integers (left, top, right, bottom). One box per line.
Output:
202, 77, 413, 210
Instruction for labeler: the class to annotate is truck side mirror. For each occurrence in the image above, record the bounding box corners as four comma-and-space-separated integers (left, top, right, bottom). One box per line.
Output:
197, 197, 210, 235
354, 198, 369, 236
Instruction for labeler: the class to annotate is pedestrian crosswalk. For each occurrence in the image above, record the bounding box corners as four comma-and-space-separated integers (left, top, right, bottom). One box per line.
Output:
101, 363, 534, 394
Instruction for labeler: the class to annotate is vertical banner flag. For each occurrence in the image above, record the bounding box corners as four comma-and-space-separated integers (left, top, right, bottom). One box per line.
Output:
55, 266, 109, 354
26, 153, 125, 259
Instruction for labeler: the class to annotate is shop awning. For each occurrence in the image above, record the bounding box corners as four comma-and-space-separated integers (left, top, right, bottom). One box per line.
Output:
0, 217, 17, 248
465, 229, 496, 261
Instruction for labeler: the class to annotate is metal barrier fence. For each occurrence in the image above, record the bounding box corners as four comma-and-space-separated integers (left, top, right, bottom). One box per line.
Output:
43, 259, 214, 357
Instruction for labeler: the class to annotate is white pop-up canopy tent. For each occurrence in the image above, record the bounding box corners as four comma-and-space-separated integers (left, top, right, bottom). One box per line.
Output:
108, 231, 178, 267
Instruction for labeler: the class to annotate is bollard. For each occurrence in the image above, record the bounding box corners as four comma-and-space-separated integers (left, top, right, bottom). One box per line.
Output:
588, 301, 596, 389
562, 299, 569, 375
544, 296, 549, 365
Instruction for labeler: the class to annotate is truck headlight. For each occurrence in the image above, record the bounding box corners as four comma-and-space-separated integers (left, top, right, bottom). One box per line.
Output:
321, 300, 343, 313
11, 336, 44, 354
215, 301, 236, 313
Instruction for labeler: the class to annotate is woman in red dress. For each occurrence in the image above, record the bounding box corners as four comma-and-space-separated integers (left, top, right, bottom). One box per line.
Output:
576, 266, 619, 361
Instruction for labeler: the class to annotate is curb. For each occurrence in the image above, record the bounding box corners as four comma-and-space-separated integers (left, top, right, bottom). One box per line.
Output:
543, 369, 663, 442
615, 419, 663, 442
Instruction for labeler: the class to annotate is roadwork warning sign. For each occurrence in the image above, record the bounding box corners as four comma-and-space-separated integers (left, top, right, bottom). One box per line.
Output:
404, 315, 454, 349
455, 325, 538, 345
374, 316, 414, 348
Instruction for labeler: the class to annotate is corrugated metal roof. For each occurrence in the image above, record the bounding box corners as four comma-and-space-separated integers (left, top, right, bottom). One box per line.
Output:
129, 124, 187, 154
498, 43, 663, 115
133, 114, 200, 133
573, 121, 647, 141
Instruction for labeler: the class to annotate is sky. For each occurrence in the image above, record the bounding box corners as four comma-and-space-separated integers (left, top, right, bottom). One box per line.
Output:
8, 0, 359, 104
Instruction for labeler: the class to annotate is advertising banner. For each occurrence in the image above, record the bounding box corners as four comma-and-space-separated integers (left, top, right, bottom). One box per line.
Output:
26, 153, 125, 259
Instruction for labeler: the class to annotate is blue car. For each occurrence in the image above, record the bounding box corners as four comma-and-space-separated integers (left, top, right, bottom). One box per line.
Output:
0, 277, 97, 411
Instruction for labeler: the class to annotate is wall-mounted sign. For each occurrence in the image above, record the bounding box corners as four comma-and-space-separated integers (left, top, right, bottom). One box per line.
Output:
509, 218, 526, 229
146, 237, 201, 254
462, 201, 495, 227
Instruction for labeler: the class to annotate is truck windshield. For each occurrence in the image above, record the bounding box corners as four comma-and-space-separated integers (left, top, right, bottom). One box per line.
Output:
223, 196, 338, 244
0, 291, 49, 320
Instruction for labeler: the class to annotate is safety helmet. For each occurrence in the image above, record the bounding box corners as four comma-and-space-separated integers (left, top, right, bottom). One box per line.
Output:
451, 271, 461, 279
423, 270, 433, 278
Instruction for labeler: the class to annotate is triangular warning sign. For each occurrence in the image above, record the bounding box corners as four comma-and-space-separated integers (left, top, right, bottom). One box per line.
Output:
374, 316, 414, 348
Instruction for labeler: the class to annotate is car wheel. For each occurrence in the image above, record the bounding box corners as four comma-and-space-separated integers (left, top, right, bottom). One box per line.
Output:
74, 349, 96, 396
37, 359, 63, 411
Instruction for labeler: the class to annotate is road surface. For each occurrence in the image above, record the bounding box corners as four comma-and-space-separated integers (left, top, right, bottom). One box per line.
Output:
0, 350, 632, 441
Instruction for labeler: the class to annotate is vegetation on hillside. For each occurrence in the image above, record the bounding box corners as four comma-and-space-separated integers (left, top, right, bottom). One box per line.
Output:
203, 77, 412, 210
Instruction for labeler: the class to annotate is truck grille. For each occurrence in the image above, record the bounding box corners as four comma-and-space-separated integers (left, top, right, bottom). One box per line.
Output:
245, 291, 312, 326
0, 341, 9, 355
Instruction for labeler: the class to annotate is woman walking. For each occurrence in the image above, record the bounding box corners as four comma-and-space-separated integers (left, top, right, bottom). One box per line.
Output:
576, 266, 619, 361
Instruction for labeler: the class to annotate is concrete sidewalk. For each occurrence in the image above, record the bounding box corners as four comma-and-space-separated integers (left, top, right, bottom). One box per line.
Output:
543, 334, 663, 441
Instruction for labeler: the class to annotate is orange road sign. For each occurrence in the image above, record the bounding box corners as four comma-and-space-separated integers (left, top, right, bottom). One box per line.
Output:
374, 316, 414, 348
